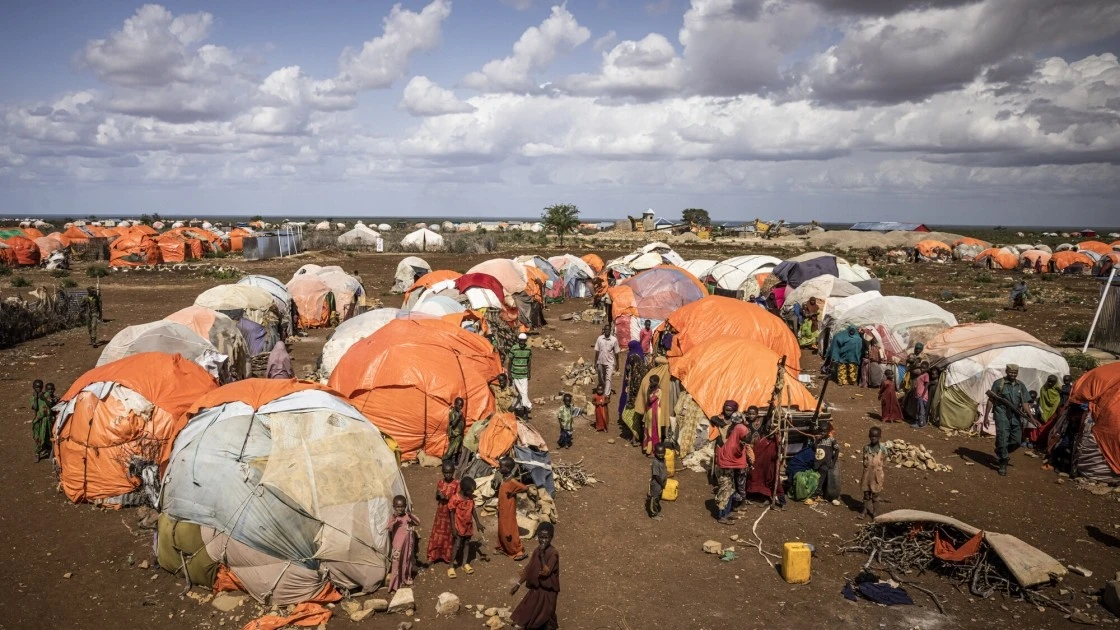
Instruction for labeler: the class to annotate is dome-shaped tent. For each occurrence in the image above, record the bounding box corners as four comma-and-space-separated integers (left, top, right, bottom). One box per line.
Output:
581, 253, 604, 275
975, 248, 1019, 270
287, 274, 337, 329
165, 306, 251, 379
154, 232, 192, 263
400, 228, 443, 251
34, 235, 65, 258
402, 269, 462, 308
1050, 250, 1095, 274
679, 259, 718, 281
670, 336, 817, 417
952, 237, 990, 248
783, 275, 863, 316
925, 323, 1068, 433
608, 266, 707, 322
550, 254, 595, 297
412, 294, 468, 317
315, 268, 362, 323
53, 353, 218, 505
1059, 363, 1120, 481
110, 231, 161, 267
1020, 249, 1052, 271
466, 258, 528, 295
337, 224, 380, 247
97, 321, 230, 381
953, 244, 985, 261
1077, 241, 1113, 256
392, 256, 432, 294
237, 274, 294, 336
159, 380, 406, 603
2, 235, 42, 266
827, 293, 957, 359
704, 255, 782, 295
664, 296, 801, 369
195, 285, 280, 355
319, 309, 438, 379
915, 240, 952, 261
328, 319, 502, 460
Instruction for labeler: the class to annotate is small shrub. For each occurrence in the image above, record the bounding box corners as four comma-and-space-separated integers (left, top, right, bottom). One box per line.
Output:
867, 246, 886, 261
204, 250, 229, 259
10, 276, 32, 288
1063, 351, 1099, 377
1061, 325, 1089, 344
1038, 273, 1055, 282
0, 266, 10, 277
974, 272, 992, 284
49, 269, 69, 278
203, 267, 241, 280
87, 264, 110, 278
975, 308, 994, 321
60, 278, 78, 289
901, 279, 916, 288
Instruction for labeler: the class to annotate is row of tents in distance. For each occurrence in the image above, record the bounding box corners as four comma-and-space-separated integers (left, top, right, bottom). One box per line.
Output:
916, 237, 1120, 275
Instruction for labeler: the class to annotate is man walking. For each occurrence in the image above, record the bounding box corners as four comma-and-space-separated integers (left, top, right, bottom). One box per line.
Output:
593, 325, 619, 397
986, 364, 1030, 476
508, 333, 533, 411
81, 287, 103, 347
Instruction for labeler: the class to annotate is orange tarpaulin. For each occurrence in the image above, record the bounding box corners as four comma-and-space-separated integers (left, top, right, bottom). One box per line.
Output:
1019, 249, 1051, 270
1050, 250, 1094, 272
581, 253, 604, 274
669, 335, 816, 417
974, 248, 1019, 270
228, 227, 254, 252
403, 269, 462, 306
1070, 362, 1120, 475
110, 231, 161, 267
329, 319, 501, 460
155, 232, 190, 263
241, 602, 333, 630
2, 235, 41, 266
952, 237, 989, 248
287, 274, 334, 328
20, 227, 45, 239
478, 411, 518, 466
63, 226, 92, 244
915, 239, 951, 258
934, 529, 984, 562
56, 353, 218, 503
1077, 240, 1113, 256
664, 295, 802, 371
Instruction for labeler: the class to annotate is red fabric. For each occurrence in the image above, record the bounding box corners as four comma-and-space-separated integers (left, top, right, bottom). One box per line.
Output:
745, 435, 784, 499
455, 273, 507, 299
593, 393, 609, 431
448, 492, 476, 538
934, 529, 984, 562
717, 423, 750, 469
427, 479, 459, 563
879, 379, 904, 422
496, 477, 528, 557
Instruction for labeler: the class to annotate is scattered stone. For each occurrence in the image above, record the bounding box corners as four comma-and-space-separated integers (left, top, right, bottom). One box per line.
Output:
561, 358, 597, 388
580, 309, 604, 324
1092, 486, 1113, 496
882, 439, 952, 472
397, 623, 413, 630
367, 599, 389, 612
607, 438, 616, 444
388, 588, 414, 614
703, 540, 723, 554
950, 489, 960, 494
1101, 580, 1120, 616
1069, 609, 1097, 625
63, 572, 73, 579
138, 560, 150, 570
1069, 565, 1094, 577
528, 335, 565, 351
559, 313, 576, 321
416, 450, 441, 468
211, 592, 247, 613
486, 616, 505, 629
484, 607, 499, 617
435, 592, 460, 616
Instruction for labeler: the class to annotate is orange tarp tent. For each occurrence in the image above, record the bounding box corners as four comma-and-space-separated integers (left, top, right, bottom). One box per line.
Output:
664, 295, 802, 370
2, 235, 41, 266
228, 227, 254, 252
48, 231, 72, 247
1070, 363, 1120, 475
403, 269, 462, 306
63, 226, 92, 244
1077, 240, 1113, 256
328, 319, 501, 460
54, 353, 218, 504
20, 227, 45, 239
110, 231, 161, 267
952, 237, 989, 247
915, 240, 951, 258
477, 412, 518, 466
1020, 249, 1051, 270
132, 224, 158, 236
581, 253, 605, 274
287, 274, 334, 328
975, 248, 1019, 270
669, 336, 816, 417
1050, 250, 1094, 273
164, 227, 210, 257
523, 264, 546, 304
34, 236, 65, 258
155, 232, 191, 263
607, 265, 707, 320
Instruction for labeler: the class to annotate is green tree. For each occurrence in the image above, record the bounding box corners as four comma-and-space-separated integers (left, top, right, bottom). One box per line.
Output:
682, 208, 710, 226
139, 213, 152, 225
250, 215, 263, 222
542, 203, 580, 245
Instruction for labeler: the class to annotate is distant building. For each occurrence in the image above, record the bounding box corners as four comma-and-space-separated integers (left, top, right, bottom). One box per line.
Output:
850, 222, 931, 232
1081, 229, 1098, 238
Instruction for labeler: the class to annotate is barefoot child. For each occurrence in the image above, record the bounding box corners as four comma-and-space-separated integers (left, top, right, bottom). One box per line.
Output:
426, 461, 459, 565
861, 427, 887, 519
447, 476, 484, 578
494, 456, 530, 561
592, 386, 609, 433
385, 495, 420, 593
647, 443, 668, 519
557, 393, 574, 449
511, 523, 560, 630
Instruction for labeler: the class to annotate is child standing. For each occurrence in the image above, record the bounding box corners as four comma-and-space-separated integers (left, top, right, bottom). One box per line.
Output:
385, 495, 420, 593
557, 393, 574, 449
30, 380, 52, 462
510, 523, 560, 630
860, 427, 887, 519
446, 476, 484, 578
494, 456, 530, 561
426, 461, 459, 565
644, 375, 662, 455
647, 443, 668, 520
592, 386, 609, 433
913, 367, 930, 428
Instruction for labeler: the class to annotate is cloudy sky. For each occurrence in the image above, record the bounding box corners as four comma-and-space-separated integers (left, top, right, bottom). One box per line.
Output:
2, 0, 1119, 224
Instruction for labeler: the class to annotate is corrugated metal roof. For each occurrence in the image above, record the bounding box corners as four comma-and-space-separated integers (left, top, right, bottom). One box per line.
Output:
850, 221, 929, 232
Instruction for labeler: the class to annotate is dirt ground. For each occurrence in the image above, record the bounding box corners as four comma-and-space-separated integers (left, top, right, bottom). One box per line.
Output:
2, 244, 1119, 630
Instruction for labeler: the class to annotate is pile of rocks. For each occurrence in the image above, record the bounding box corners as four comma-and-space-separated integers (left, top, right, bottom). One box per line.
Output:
561, 357, 597, 387
463, 603, 513, 628
528, 335, 566, 351
1073, 477, 1120, 501
884, 439, 953, 472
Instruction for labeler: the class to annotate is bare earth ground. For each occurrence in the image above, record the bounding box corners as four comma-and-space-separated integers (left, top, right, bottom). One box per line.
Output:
1, 243, 1119, 630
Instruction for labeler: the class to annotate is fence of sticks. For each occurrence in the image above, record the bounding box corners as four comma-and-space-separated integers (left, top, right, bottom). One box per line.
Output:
0, 288, 87, 349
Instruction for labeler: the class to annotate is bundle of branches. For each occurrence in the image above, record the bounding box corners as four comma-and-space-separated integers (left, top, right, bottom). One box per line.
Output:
0, 288, 86, 349
486, 309, 517, 365
554, 458, 598, 492
839, 522, 1070, 613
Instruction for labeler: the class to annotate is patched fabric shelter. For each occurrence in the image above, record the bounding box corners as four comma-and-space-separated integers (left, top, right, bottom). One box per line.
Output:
109, 231, 161, 267
392, 257, 432, 294
608, 266, 707, 322
328, 319, 501, 460
159, 380, 406, 603
195, 285, 280, 354
975, 248, 1020, 270
704, 255, 782, 296
1050, 250, 1095, 274
97, 320, 230, 381
319, 309, 437, 379
165, 306, 251, 379
664, 295, 802, 369
1064, 363, 1120, 481
826, 292, 957, 360
467, 258, 528, 295
53, 353, 218, 505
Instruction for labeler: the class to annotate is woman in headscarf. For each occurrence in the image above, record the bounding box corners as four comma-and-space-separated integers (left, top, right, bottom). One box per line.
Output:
266, 340, 293, 379
618, 340, 647, 445
828, 325, 863, 386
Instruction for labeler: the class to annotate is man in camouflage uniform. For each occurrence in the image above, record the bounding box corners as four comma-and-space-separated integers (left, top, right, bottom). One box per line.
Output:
987, 364, 1030, 477
81, 287, 102, 346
